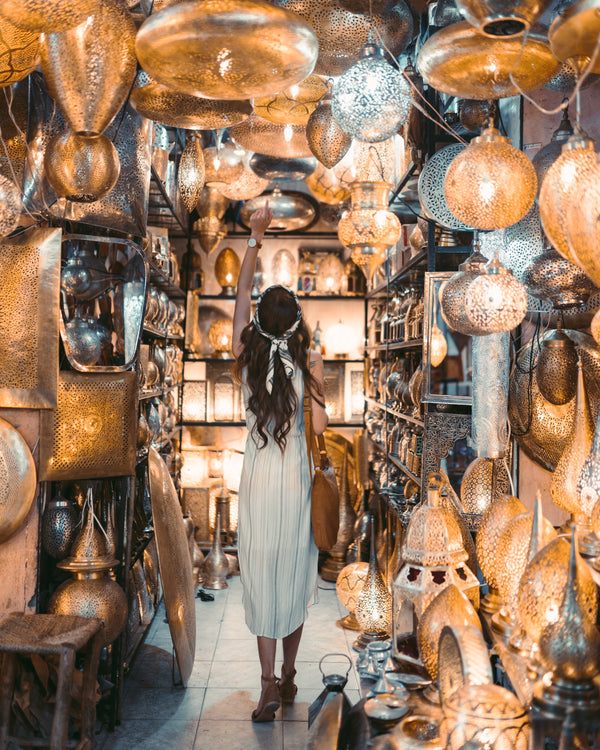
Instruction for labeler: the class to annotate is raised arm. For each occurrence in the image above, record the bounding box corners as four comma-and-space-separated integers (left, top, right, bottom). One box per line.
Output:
232, 201, 273, 358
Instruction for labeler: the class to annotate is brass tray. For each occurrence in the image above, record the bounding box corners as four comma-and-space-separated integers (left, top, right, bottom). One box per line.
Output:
417, 22, 560, 100
148, 447, 196, 686
0, 227, 61, 409
0, 417, 37, 544
39, 371, 137, 480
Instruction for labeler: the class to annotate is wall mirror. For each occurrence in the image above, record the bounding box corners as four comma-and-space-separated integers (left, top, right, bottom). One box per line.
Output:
60, 234, 147, 371
422, 271, 472, 405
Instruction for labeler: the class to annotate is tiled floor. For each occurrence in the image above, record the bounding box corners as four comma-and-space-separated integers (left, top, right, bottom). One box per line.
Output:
99, 574, 362, 749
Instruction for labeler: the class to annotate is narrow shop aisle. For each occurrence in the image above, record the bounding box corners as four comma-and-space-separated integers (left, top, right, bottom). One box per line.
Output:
99, 575, 361, 750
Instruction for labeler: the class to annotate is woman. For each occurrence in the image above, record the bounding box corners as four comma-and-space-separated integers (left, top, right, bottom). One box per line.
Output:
232, 202, 328, 722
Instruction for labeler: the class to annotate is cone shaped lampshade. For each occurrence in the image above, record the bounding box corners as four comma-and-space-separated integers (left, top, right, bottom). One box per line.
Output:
178, 136, 206, 213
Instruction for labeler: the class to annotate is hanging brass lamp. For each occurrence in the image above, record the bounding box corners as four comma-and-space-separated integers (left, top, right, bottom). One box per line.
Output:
523, 246, 596, 309
535, 324, 578, 406
306, 81, 352, 169
532, 108, 574, 192
550, 358, 595, 529
254, 74, 327, 126
193, 186, 229, 255
0, 16, 40, 86
463, 256, 528, 335
305, 162, 351, 205
565, 157, 600, 287
439, 245, 488, 335
548, 0, 600, 75
0, 175, 22, 237
455, 0, 552, 37
178, 134, 206, 213
577, 412, 600, 538
0, 0, 96, 33
229, 114, 313, 159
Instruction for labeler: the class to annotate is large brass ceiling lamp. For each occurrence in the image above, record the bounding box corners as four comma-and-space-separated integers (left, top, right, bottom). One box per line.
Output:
0, 16, 40, 87
0, 0, 96, 33
253, 74, 327, 126
306, 80, 353, 169
565, 158, 600, 288
331, 43, 411, 143
444, 125, 537, 230
455, 0, 552, 38
337, 181, 400, 281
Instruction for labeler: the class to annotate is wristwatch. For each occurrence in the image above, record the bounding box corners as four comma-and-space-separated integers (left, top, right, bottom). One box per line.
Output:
247, 237, 262, 249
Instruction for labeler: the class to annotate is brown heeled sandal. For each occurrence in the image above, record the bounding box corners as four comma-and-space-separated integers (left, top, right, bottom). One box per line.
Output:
279, 666, 297, 704
252, 676, 281, 722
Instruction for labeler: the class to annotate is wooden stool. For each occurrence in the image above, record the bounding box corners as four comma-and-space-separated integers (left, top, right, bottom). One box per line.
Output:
0, 613, 104, 750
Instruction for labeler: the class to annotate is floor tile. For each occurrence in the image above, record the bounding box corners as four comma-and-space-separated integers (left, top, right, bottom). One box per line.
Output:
213, 637, 260, 662
193, 719, 283, 750
100, 719, 199, 750
282, 716, 310, 749
208, 659, 263, 689
200, 687, 281, 722
121, 686, 205, 721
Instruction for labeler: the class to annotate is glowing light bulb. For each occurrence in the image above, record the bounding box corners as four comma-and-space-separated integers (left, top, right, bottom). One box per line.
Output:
283, 123, 294, 143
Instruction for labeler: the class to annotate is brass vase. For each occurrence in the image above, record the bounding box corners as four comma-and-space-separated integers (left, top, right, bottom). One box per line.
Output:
40, 491, 80, 560
536, 325, 578, 406
550, 360, 595, 529
321, 447, 357, 582
202, 510, 229, 589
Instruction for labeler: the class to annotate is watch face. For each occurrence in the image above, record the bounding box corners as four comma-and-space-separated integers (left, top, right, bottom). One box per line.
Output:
247, 238, 257, 247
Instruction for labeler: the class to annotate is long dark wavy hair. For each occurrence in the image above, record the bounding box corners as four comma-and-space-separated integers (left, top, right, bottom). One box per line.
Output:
233, 286, 322, 451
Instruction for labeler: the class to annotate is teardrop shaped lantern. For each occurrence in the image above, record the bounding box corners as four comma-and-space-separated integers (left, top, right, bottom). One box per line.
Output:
194, 186, 230, 254
460, 456, 511, 516
536, 325, 578, 406
523, 247, 596, 309
332, 44, 411, 143
463, 256, 528, 335
565, 157, 600, 287
306, 81, 352, 169
539, 131, 596, 266
550, 359, 595, 529
253, 74, 327, 126
0, 0, 96, 33
445, 126, 537, 230
178, 134, 206, 213
337, 181, 401, 280
354, 514, 392, 650
44, 131, 120, 203
532, 108, 574, 193
40, 0, 137, 136
0, 175, 22, 237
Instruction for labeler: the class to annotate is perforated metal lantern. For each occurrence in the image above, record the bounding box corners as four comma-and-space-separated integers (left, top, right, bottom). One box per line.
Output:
539, 131, 596, 266
463, 257, 528, 335
332, 44, 411, 143
0, 16, 39, 87
306, 82, 352, 169
439, 248, 487, 334
532, 109, 574, 195
460, 457, 511, 516
566, 157, 600, 288
0, 175, 21, 236
253, 74, 327, 126
178, 135, 205, 212
240, 186, 318, 233
536, 326, 578, 406
217, 168, 269, 202
229, 114, 313, 158
0, 0, 96, 32
306, 162, 351, 205
524, 248, 596, 309
455, 0, 551, 37
249, 153, 317, 183
577, 412, 600, 529
418, 144, 472, 231
203, 146, 244, 188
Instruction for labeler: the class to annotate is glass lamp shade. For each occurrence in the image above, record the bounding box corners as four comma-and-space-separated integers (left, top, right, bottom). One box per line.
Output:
0, 0, 96, 32
539, 132, 596, 265
495, 511, 556, 621
337, 181, 401, 281
518, 535, 598, 646
0, 17, 39, 86
214, 247, 241, 296
523, 248, 596, 309
463, 257, 528, 335
550, 361, 594, 526
0, 174, 21, 237
336, 561, 369, 613
208, 319, 233, 359
535, 327, 578, 406
331, 44, 411, 143
324, 321, 357, 358
429, 320, 447, 368
441, 683, 529, 750
417, 584, 481, 681
178, 135, 206, 212
460, 457, 511, 516
203, 146, 244, 187
271, 248, 298, 288
565, 158, 600, 287
476, 494, 527, 612
306, 162, 351, 205
439, 250, 488, 334
44, 131, 120, 203
531, 108, 574, 193
253, 74, 328, 126
577, 412, 600, 526
217, 168, 269, 201
306, 84, 352, 169
444, 127, 537, 230
316, 254, 344, 295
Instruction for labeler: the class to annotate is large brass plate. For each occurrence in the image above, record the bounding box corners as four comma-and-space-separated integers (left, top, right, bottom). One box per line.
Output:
148, 447, 196, 687
549, 0, 600, 74
0, 228, 61, 409
417, 22, 560, 100
135, 0, 319, 100
39, 371, 137, 480
130, 83, 252, 130
0, 417, 37, 544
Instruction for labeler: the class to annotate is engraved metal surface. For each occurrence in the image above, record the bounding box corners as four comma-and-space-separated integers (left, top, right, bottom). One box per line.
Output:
306, 89, 352, 169
0, 416, 37, 544
471, 332, 509, 458
229, 114, 313, 159
524, 248, 596, 309
249, 154, 317, 183
254, 74, 327, 126
217, 169, 269, 201
135, 0, 318, 100
417, 22, 559, 100
418, 144, 472, 231
438, 625, 493, 707
148, 446, 196, 685
39, 371, 137, 480
0, 227, 60, 408
455, 0, 550, 37
0, 0, 95, 32
130, 82, 252, 130
40, 0, 137, 135
0, 15, 39, 86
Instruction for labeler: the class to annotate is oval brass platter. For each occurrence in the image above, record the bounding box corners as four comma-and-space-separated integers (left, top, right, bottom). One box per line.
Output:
148, 446, 196, 686
135, 0, 319, 100
0, 417, 37, 544
417, 21, 560, 100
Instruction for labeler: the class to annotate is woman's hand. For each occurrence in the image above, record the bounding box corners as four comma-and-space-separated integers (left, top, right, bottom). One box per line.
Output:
249, 200, 273, 239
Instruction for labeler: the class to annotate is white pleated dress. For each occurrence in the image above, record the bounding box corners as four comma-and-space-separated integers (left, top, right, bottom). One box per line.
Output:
238, 367, 318, 639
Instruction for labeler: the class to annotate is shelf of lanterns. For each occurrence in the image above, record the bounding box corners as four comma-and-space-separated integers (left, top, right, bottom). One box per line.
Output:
366, 339, 423, 353
367, 249, 428, 299
143, 322, 185, 340
365, 397, 424, 429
